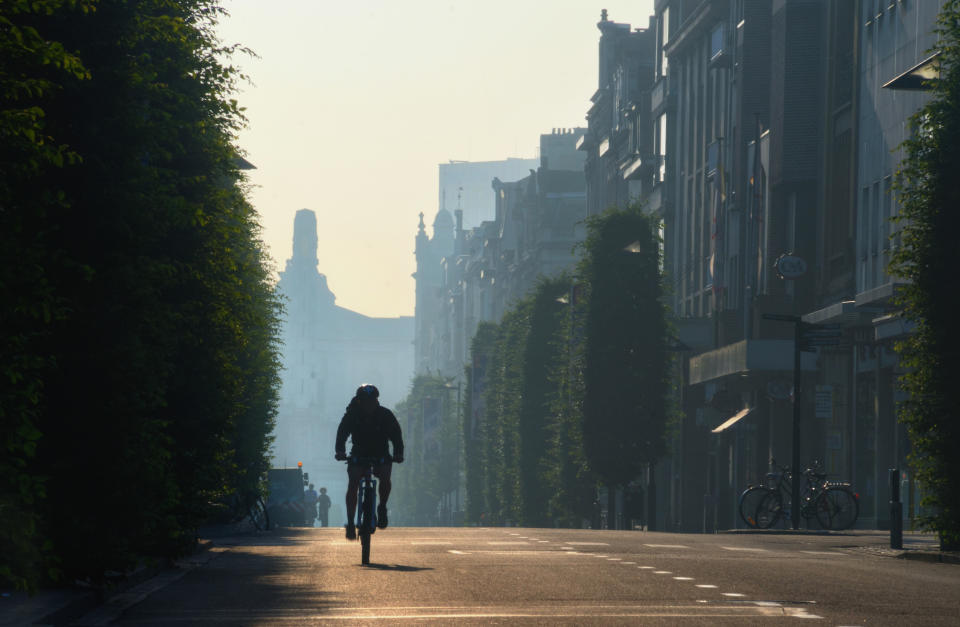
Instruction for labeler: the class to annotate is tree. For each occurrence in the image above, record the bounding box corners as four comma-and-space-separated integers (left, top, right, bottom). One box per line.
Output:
463, 323, 496, 524
579, 203, 669, 526
517, 276, 570, 526
393, 375, 459, 525
890, 0, 960, 550
1, 0, 281, 587
0, 0, 94, 591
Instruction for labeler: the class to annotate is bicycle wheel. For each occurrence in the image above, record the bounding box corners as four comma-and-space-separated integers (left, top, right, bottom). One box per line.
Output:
738, 487, 769, 528
815, 487, 858, 530
756, 492, 783, 529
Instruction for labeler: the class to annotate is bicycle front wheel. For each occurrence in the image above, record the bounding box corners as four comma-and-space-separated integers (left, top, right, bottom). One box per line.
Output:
756, 492, 783, 529
815, 487, 859, 530
738, 487, 770, 529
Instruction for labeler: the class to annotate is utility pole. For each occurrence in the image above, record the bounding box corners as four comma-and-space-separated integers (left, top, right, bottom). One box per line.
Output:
762, 313, 802, 530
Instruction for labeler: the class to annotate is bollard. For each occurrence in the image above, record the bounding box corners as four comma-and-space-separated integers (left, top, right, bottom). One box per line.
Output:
890, 468, 903, 550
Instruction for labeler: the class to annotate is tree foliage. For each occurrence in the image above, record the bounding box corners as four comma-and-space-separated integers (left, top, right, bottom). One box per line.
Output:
463, 276, 597, 527
579, 204, 669, 494
0, 0, 281, 589
890, 0, 960, 549
393, 375, 460, 525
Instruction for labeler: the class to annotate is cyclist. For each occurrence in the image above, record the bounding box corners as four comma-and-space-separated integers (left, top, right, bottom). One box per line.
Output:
334, 384, 404, 540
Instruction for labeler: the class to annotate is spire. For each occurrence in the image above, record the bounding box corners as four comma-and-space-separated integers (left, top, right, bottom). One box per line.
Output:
417, 211, 426, 235
292, 208, 318, 268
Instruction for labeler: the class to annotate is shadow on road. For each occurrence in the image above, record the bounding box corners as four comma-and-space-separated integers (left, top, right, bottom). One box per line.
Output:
359, 563, 433, 572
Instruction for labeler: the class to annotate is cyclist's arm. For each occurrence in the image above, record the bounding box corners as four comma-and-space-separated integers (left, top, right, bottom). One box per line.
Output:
384, 409, 404, 460
334, 413, 352, 457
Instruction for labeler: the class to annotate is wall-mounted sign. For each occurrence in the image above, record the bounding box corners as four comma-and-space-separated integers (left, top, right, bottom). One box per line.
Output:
775, 253, 807, 279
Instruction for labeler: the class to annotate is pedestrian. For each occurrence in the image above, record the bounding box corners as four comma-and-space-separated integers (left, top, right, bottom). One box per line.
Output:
317, 487, 332, 527
304, 483, 319, 526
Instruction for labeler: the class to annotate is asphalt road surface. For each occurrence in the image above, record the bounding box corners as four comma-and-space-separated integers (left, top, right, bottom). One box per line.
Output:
90, 527, 958, 625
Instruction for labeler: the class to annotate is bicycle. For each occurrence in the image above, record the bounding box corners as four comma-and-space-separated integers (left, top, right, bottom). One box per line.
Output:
346, 455, 387, 565
739, 459, 859, 530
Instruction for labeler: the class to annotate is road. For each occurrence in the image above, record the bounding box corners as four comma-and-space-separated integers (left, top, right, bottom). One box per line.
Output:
84, 527, 958, 625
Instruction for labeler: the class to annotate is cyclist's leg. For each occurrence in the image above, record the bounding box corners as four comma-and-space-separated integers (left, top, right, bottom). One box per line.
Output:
346, 464, 362, 524
374, 462, 393, 506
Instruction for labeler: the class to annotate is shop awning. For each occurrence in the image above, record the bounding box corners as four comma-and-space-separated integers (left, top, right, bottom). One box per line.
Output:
711, 406, 754, 434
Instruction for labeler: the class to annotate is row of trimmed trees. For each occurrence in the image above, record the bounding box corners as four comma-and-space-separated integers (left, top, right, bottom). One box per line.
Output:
1, 1, 281, 589
391, 375, 461, 526
462, 204, 673, 527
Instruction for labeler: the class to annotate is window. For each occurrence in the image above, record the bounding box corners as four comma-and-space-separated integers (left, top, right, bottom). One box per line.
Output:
658, 7, 670, 78
656, 113, 668, 182
710, 23, 725, 62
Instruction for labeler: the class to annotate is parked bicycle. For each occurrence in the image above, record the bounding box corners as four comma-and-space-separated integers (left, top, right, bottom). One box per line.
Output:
347, 455, 387, 565
738, 459, 859, 530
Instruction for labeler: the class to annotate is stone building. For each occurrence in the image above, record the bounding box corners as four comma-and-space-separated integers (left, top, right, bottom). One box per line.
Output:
414, 129, 586, 378
275, 209, 414, 523
579, 10, 657, 217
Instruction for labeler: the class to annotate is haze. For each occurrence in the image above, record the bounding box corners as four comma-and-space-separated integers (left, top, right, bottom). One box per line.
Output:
217, 0, 654, 318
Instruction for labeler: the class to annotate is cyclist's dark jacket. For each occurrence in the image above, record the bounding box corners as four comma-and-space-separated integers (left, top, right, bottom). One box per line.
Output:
335, 405, 404, 460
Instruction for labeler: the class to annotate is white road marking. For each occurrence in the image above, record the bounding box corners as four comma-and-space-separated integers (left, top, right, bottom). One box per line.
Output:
537, 540, 550, 543
607, 558, 622, 561
644, 544, 689, 549
720, 546, 768, 552
638, 566, 655, 569
722, 593, 745, 597
799, 550, 843, 556
673, 577, 694, 581
653, 571, 672, 575
560, 547, 575, 550
622, 561, 636, 564
487, 541, 529, 545
695, 584, 718, 589
565, 541, 610, 546
448, 550, 468, 554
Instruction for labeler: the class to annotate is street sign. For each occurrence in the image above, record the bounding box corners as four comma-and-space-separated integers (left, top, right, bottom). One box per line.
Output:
775, 254, 808, 279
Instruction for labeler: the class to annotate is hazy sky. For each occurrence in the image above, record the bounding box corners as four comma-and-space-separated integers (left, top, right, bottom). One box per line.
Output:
217, 0, 655, 318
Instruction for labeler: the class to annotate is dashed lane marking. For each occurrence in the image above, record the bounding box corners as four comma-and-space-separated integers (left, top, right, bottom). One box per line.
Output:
720, 546, 769, 552
673, 577, 694, 581
696, 584, 718, 589
643, 543, 689, 549
722, 593, 746, 597
565, 541, 610, 546
487, 541, 530, 545
653, 571, 672, 575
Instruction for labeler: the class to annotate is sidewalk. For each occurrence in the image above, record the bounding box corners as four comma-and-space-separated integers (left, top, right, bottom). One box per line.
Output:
720, 527, 960, 564
0, 539, 219, 627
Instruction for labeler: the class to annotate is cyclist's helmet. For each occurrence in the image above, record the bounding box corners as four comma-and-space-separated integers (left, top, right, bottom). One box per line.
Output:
356, 383, 380, 399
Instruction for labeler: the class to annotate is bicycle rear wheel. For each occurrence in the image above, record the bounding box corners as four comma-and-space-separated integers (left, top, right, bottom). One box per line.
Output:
815, 487, 858, 530
738, 487, 769, 528
756, 492, 783, 529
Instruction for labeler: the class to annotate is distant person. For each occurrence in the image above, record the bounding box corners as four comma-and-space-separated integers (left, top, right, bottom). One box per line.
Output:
303, 483, 319, 526
334, 384, 404, 540
317, 487, 331, 527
